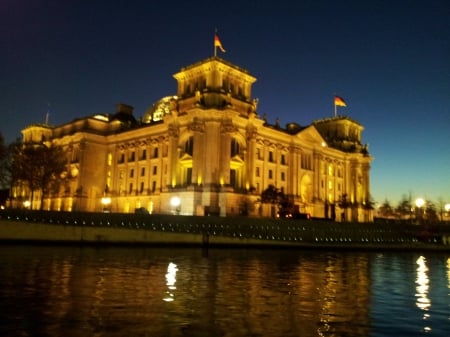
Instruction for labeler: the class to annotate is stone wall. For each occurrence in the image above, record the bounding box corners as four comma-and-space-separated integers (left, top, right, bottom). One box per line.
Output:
1, 210, 449, 250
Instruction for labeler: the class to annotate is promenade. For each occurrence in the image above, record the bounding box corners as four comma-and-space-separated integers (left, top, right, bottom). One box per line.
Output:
1, 210, 450, 250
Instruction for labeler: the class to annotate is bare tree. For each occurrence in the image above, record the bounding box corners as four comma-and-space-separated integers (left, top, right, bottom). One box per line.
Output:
424, 200, 438, 223
396, 195, 413, 220
378, 199, 395, 218
11, 142, 67, 210
0, 133, 11, 189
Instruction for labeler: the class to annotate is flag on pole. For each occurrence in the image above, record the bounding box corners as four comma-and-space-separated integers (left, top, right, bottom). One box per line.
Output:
334, 95, 347, 107
214, 34, 226, 53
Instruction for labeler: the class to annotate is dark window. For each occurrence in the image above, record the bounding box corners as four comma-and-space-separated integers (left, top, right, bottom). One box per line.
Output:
118, 153, 125, 163
186, 167, 192, 185
153, 166, 157, 175
153, 147, 159, 158
130, 169, 134, 178
269, 151, 274, 163
231, 139, 240, 157
230, 169, 236, 187
184, 137, 194, 156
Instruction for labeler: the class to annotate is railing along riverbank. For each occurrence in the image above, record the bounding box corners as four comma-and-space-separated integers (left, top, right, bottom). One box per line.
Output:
1, 210, 450, 250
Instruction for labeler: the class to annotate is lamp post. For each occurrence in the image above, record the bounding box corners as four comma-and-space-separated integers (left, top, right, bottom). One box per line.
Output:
170, 196, 181, 215
415, 198, 425, 224
445, 203, 450, 221
101, 196, 111, 213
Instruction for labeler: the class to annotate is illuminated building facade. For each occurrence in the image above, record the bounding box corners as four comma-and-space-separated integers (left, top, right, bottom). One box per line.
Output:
18, 57, 373, 221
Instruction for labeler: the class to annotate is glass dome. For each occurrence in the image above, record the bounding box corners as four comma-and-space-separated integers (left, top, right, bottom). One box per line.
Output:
142, 96, 178, 123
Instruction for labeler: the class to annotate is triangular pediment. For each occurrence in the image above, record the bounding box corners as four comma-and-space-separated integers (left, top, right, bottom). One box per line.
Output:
230, 154, 244, 169
295, 125, 326, 145
179, 153, 193, 162
230, 155, 244, 164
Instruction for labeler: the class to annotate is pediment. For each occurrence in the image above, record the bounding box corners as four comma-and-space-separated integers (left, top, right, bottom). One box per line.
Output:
295, 125, 326, 145
179, 153, 193, 162
230, 155, 244, 164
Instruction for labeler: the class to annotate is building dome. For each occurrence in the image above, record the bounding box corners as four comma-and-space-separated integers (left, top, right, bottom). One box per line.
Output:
142, 96, 178, 123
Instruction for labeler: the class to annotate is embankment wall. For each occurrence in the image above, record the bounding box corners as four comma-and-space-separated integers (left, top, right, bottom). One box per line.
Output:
1, 210, 450, 250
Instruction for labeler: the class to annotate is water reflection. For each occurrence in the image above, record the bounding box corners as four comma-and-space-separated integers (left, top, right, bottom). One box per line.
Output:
415, 256, 431, 333
447, 258, 450, 290
0, 246, 449, 337
164, 262, 178, 302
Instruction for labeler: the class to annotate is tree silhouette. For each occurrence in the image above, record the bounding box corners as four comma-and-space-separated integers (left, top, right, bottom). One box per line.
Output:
261, 184, 287, 205
11, 142, 67, 210
396, 195, 413, 220
0, 133, 9, 189
378, 199, 394, 218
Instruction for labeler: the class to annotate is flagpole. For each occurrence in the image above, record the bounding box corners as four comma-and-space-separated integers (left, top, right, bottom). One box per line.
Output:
334, 102, 337, 117
45, 103, 50, 124
214, 28, 217, 57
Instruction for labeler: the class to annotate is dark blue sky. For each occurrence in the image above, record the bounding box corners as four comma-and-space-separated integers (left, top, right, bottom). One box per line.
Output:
1, 0, 449, 206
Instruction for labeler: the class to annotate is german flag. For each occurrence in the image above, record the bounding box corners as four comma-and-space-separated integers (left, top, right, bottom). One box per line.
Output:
334, 96, 347, 107
214, 34, 226, 53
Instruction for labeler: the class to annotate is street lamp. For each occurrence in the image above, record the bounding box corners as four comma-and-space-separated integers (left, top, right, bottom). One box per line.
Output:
415, 198, 425, 223
170, 196, 181, 215
101, 196, 111, 212
445, 203, 450, 220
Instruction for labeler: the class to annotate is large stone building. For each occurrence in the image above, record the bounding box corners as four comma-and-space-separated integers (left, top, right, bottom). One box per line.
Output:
17, 56, 373, 221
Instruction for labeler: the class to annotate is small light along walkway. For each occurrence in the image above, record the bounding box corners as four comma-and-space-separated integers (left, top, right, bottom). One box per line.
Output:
1, 210, 450, 250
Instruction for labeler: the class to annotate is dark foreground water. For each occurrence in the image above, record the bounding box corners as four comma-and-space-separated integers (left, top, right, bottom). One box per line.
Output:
0, 246, 448, 337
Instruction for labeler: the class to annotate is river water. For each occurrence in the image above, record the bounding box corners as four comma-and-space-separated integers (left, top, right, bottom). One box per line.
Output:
0, 245, 448, 337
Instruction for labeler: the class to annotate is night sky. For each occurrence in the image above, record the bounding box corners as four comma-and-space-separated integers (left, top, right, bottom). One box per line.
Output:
1, 0, 449, 206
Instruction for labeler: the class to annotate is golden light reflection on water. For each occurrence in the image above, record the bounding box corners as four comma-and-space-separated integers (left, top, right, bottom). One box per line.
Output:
447, 258, 450, 289
1, 247, 449, 337
415, 255, 431, 333
163, 262, 178, 302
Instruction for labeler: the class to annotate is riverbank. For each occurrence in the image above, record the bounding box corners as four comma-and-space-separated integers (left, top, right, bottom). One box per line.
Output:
1, 210, 450, 250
